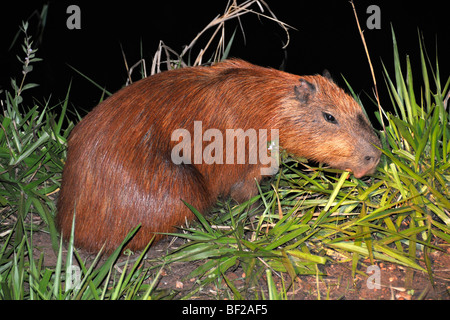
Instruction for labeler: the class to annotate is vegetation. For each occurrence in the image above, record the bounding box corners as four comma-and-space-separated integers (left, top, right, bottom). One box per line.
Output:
0, 2, 448, 300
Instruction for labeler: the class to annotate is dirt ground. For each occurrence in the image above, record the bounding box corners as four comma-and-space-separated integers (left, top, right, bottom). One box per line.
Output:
32, 231, 449, 300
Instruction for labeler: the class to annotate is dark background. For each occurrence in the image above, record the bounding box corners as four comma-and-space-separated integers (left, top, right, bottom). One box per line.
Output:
1, 0, 449, 121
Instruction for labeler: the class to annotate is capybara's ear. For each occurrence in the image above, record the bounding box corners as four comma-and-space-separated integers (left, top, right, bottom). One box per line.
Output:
294, 78, 316, 104
322, 69, 333, 81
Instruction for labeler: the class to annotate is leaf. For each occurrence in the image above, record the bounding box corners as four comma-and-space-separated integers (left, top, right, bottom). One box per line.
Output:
373, 244, 426, 272
21, 83, 39, 92
182, 200, 216, 236
222, 28, 237, 61
9, 132, 50, 166
286, 249, 327, 264
265, 225, 309, 250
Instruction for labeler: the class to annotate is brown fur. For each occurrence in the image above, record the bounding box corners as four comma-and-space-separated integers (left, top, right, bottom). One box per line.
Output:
56, 59, 381, 253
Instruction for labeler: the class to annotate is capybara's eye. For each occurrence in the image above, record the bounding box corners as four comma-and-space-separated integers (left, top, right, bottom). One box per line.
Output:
322, 112, 338, 124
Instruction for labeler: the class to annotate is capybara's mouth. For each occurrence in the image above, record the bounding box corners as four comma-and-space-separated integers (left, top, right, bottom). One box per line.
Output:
345, 161, 380, 178
343, 145, 382, 178
346, 168, 371, 179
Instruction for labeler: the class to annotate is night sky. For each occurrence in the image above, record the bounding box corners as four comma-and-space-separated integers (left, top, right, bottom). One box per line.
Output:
1, 0, 449, 120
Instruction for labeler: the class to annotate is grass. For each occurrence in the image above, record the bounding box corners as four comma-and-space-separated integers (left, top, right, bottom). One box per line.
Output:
0, 3, 449, 300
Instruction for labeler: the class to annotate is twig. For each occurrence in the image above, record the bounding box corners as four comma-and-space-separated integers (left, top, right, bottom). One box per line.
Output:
126, 59, 147, 86
120, 44, 132, 85
444, 90, 450, 110
151, 0, 294, 72
349, 1, 386, 132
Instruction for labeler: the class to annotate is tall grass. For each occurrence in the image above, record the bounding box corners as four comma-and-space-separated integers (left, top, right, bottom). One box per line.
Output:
376, 28, 450, 282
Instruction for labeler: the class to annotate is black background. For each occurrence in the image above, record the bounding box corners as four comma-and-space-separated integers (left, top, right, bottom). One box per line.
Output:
1, 0, 449, 120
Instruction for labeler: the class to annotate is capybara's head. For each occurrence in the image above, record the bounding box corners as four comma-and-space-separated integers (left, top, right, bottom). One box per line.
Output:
279, 74, 381, 178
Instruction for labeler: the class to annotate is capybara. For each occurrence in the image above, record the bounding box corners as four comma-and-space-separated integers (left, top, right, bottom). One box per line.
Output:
56, 59, 381, 253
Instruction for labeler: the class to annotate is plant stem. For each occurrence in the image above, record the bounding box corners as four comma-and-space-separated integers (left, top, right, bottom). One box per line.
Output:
349, 1, 386, 132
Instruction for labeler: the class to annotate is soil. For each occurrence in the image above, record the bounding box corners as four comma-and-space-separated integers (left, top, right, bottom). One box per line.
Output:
32, 231, 450, 300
